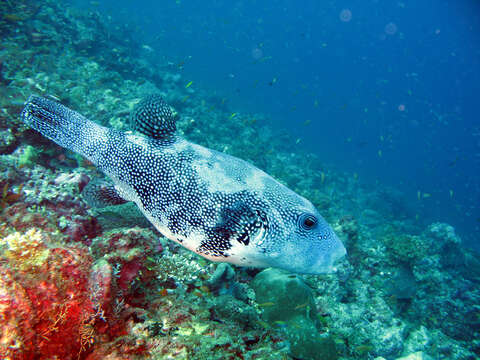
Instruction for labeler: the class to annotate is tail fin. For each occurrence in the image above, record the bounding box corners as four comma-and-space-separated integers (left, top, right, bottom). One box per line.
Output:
21, 95, 95, 154
21, 95, 114, 165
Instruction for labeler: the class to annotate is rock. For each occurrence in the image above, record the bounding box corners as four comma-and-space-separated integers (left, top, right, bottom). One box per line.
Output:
403, 326, 430, 354
252, 268, 317, 323
395, 351, 430, 360
207, 263, 235, 291
252, 268, 338, 360
211, 294, 259, 328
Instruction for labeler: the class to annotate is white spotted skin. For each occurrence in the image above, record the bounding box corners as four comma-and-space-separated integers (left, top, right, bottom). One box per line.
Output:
21, 96, 346, 274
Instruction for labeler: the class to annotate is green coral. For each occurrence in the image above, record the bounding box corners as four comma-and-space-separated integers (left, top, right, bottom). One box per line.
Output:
17, 145, 38, 168
382, 232, 429, 263
154, 252, 206, 283
252, 268, 338, 360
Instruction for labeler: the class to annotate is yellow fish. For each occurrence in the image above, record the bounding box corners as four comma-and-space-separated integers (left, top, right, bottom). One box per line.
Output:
185, 81, 193, 88
294, 302, 308, 310
257, 302, 275, 307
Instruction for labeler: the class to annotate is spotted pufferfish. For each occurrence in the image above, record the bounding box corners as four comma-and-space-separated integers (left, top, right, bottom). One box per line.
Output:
21, 95, 346, 274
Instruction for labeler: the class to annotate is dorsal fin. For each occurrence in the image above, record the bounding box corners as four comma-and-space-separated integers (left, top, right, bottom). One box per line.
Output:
130, 95, 176, 140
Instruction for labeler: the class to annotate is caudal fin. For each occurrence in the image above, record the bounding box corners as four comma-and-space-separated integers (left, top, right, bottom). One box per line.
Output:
21, 95, 94, 153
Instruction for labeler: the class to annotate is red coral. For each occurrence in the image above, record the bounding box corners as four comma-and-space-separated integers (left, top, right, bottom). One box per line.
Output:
0, 266, 37, 359
64, 216, 102, 245
117, 260, 142, 292
3, 203, 59, 235
0, 232, 98, 359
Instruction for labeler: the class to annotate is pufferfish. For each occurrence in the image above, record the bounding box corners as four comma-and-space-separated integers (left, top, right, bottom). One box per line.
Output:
21, 95, 346, 274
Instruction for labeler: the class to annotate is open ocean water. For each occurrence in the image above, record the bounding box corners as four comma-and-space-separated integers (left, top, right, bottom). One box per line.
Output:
0, 0, 479, 359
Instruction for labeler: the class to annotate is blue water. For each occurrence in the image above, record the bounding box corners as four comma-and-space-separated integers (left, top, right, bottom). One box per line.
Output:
74, 0, 480, 248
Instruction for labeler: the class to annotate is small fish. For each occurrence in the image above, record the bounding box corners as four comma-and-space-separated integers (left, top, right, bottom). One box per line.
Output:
448, 156, 459, 167
422, 193, 431, 198
229, 113, 237, 119
294, 302, 308, 310
378, 150, 382, 157
320, 172, 325, 184
257, 302, 276, 307
193, 291, 203, 298
303, 119, 311, 126
449, 190, 454, 198
290, 321, 302, 329
199, 285, 210, 293
185, 81, 193, 88
257, 320, 270, 329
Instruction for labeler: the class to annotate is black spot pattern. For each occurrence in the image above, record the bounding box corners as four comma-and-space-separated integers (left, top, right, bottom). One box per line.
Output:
200, 192, 269, 257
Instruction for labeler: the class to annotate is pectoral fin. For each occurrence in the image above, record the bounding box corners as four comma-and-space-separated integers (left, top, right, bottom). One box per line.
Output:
82, 178, 128, 208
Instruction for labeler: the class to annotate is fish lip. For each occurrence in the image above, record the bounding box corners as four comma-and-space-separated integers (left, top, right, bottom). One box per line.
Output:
304, 237, 347, 275
329, 250, 347, 272
328, 239, 347, 272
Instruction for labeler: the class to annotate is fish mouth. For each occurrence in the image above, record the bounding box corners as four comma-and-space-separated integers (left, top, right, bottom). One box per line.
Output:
329, 247, 347, 272
306, 237, 347, 274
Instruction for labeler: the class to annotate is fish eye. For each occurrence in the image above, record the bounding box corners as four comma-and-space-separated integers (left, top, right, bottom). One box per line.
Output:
299, 213, 318, 230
